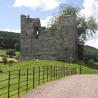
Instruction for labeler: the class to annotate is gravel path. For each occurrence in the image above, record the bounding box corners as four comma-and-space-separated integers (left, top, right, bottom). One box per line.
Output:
21, 75, 98, 98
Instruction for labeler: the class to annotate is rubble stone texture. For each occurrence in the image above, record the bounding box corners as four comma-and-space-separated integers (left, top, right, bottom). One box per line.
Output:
20, 15, 77, 61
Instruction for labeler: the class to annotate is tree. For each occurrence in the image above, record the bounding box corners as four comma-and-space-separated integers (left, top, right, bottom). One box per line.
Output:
0, 31, 20, 50
6, 49, 16, 58
48, 4, 97, 60
14, 43, 20, 51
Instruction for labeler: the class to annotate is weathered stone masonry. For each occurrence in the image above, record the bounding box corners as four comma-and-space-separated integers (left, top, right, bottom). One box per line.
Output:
20, 14, 77, 61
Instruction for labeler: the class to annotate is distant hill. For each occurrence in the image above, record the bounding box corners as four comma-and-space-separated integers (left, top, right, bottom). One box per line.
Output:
84, 45, 98, 56
0, 31, 20, 50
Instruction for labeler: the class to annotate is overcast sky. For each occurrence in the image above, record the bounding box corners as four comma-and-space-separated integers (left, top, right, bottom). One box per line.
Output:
0, 0, 98, 48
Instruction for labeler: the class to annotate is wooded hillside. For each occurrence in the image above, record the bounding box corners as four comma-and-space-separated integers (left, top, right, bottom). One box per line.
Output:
0, 31, 20, 50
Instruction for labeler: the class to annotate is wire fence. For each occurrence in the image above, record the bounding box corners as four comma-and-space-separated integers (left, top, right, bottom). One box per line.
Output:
0, 65, 77, 98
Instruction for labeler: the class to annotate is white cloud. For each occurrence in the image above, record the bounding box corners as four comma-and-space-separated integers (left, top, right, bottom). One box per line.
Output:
80, 0, 98, 18
85, 31, 98, 49
81, 0, 98, 49
13, 0, 61, 10
41, 16, 52, 27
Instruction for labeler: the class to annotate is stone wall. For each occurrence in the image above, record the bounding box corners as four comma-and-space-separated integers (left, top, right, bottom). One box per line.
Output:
20, 14, 77, 61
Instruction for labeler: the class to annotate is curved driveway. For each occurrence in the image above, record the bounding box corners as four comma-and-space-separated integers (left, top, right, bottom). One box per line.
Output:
22, 75, 98, 98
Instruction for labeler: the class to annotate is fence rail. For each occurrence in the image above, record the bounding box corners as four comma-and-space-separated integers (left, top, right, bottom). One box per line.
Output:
0, 65, 77, 98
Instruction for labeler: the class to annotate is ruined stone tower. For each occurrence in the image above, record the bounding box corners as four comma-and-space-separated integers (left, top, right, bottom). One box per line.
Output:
20, 14, 77, 61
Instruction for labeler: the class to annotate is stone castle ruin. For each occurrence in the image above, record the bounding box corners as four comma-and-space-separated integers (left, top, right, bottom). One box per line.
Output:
20, 14, 77, 61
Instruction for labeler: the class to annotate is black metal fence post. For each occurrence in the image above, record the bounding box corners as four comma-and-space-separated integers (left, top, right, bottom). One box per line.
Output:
43, 66, 45, 83
64, 67, 65, 76
80, 66, 82, 74
53, 66, 55, 80
75, 67, 77, 74
8, 71, 10, 98
18, 70, 20, 97
38, 66, 40, 85
60, 66, 62, 78
47, 66, 48, 82
71, 68, 72, 74
74, 67, 76, 74
54, 66, 56, 79
33, 67, 35, 88
26, 68, 28, 92
51, 65, 52, 80
56, 66, 58, 79
58, 67, 59, 78
57, 66, 58, 78
56, 66, 57, 79
62, 66, 64, 77
66, 67, 68, 76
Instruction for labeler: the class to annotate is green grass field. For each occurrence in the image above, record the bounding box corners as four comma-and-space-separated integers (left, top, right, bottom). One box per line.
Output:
0, 59, 98, 98
0, 60, 77, 98
0, 59, 98, 73
0, 50, 6, 55
0, 49, 20, 56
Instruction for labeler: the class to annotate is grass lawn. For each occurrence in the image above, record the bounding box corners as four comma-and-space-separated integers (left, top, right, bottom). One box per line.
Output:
0, 50, 6, 55
0, 60, 76, 98
0, 49, 20, 56
0, 59, 98, 98
0, 59, 98, 73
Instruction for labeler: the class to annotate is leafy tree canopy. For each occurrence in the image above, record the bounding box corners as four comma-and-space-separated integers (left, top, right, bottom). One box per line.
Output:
48, 4, 97, 40
48, 4, 98, 60
0, 31, 20, 50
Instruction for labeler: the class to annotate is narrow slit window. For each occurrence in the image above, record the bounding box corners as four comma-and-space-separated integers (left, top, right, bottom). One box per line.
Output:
34, 27, 39, 39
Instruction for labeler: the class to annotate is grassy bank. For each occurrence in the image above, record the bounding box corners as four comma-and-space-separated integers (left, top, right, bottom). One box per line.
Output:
0, 59, 98, 98
0, 60, 77, 98
0, 59, 98, 74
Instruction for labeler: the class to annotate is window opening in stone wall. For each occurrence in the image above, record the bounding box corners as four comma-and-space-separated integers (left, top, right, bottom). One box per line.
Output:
34, 26, 39, 39
25, 32, 28, 36
25, 47, 28, 52
65, 47, 68, 51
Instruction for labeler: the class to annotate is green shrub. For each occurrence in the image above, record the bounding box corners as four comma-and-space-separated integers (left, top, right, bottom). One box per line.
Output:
6, 49, 16, 58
